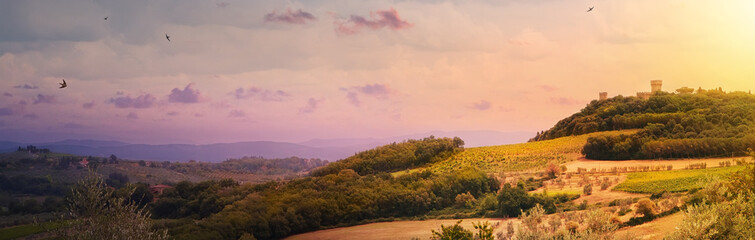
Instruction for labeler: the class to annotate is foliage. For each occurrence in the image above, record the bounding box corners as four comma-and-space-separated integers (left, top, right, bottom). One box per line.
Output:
312, 136, 464, 176
667, 164, 755, 239
551, 91, 755, 159
430, 220, 473, 240
168, 166, 498, 239
53, 172, 168, 240
583, 183, 593, 196
151, 180, 242, 219
496, 183, 575, 218
472, 221, 494, 240
613, 165, 745, 193
634, 198, 657, 218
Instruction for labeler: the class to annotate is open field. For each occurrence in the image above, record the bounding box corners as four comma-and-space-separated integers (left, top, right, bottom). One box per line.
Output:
285, 218, 516, 240
613, 165, 746, 193
615, 212, 685, 240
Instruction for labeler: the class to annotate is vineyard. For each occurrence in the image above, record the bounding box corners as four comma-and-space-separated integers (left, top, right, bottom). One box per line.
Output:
612, 165, 746, 193
419, 130, 637, 175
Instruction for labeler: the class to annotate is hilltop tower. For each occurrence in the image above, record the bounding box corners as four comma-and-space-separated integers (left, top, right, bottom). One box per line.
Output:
599, 92, 608, 100
651, 80, 662, 92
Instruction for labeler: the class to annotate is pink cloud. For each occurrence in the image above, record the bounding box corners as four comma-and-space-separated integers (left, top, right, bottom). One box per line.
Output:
14, 84, 38, 90
233, 87, 290, 101
216, 2, 229, 8
23, 113, 39, 119
346, 92, 360, 107
109, 93, 156, 108
168, 83, 202, 103
264, 9, 316, 24
470, 100, 492, 111
343, 83, 393, 107
335, 8, 412, 35
3, 93, 12, 97
33, 94, 56, 104
299, 98, 322, 114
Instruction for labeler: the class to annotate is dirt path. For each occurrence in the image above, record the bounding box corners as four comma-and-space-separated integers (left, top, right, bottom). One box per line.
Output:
284, 218, 518, 240
562, 157, 750, 173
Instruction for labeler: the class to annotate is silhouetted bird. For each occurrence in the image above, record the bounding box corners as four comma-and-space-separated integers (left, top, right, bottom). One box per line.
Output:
587, 6, 594, 12
59, 79, 67, 89
166, 34, 171, 42
104, 16, 108, 21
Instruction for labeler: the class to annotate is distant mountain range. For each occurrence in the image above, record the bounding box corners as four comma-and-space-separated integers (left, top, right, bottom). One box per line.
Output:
0, 130, 533, 162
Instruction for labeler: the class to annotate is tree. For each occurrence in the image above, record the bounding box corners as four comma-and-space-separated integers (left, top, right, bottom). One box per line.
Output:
676, 87, 694, 94
431, 220, 473, 240
138, 160, 147, 167
53, 172, 168, 240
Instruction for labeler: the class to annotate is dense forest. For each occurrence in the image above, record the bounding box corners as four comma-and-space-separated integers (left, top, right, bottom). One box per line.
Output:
530, 89, 755, 159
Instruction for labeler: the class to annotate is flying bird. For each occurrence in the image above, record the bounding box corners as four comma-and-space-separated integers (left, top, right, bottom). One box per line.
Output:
165, 34, 171, 42
59, 79, 67, 89
587, 6, 594, 12
104, 16, 108, 21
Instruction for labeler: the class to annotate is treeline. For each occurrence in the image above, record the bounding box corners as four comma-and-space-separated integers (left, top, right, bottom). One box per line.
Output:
168, 157, 328, 175
166, 167, 498, 240
584, 133, 755, 160
311, 136, 464, 176
531, 89, 754, 141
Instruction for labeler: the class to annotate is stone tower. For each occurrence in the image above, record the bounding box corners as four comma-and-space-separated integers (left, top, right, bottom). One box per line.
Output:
599, 92, 608, 100
651, 80, 662, 92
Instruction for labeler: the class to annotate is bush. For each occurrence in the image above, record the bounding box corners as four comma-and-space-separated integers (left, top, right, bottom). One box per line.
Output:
455, 192, 476, 209
431, 220, 473, 240
635, 198, 657, 218
583, 183, 593, 195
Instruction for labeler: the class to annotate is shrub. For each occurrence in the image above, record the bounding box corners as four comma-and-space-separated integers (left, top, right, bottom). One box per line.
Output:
545, 163, 560, 179
583, 183, 593, 195
455, 192, 476, 209
635, 198, 657, 218
431, 220, 473, 240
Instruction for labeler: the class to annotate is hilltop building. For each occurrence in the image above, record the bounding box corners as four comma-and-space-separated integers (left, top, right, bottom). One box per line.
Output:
599, 80, 662, 101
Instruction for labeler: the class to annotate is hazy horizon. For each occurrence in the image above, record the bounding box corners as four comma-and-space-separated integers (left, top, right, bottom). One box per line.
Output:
2, 0, 754, 144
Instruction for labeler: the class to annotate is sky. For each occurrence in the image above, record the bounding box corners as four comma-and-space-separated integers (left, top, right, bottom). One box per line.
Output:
1, 0, 755, 144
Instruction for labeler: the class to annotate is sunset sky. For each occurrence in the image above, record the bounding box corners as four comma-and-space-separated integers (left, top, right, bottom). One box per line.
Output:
1, 0, 754, 144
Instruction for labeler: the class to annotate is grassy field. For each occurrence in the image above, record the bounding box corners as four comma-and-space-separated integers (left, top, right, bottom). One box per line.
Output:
0, 221, 60, 240
613, 165, 747, 193
395, 130, 637, 176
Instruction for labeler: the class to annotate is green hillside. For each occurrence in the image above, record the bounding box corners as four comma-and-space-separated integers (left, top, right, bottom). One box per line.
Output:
531, 89, 755, 160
